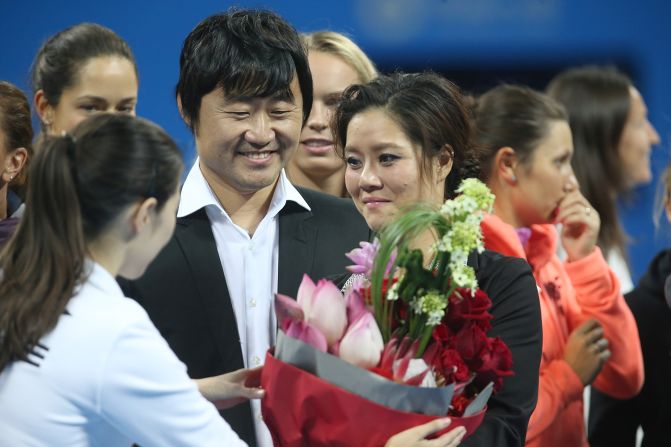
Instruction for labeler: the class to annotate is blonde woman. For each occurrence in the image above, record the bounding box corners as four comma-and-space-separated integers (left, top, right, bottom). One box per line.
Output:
287, 31, 377, 197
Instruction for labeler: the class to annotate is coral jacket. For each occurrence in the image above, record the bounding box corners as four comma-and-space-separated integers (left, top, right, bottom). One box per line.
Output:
481, 214, 643, 447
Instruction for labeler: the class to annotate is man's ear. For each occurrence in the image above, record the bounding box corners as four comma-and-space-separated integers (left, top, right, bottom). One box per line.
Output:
129, 197, 158, 236
3, 147, 28, 184
176, 94, 190, 126
435, 144, 454, 183
493, 146, 519, 185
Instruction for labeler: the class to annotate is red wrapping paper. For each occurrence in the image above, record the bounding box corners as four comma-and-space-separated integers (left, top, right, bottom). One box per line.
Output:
261, 351, 485, 447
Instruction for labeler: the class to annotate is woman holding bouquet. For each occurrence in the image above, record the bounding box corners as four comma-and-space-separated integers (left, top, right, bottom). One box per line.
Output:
472, 84, 644, 446
333, 71, 543, 446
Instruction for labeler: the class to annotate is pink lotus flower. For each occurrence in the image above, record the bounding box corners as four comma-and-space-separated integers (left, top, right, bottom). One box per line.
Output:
285, 319, 328, 352
276, 274, 348, 350
345, 287, 368, 325
339, 312, 384, 368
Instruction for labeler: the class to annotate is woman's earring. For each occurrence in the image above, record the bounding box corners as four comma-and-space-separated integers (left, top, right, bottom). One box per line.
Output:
511, 174, 517, 183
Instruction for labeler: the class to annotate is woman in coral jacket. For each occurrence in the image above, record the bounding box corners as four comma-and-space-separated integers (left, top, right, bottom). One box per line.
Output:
471, 84, 643, 447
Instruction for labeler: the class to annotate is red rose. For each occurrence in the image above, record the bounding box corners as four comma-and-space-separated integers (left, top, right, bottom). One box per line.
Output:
474, 337, 514, 392
435, 348, 471, 384
454, 321, 488, 367
431, 323, 453, 346
445, 288, 493, 332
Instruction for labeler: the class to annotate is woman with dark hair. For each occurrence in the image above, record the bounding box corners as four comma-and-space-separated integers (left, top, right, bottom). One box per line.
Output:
547, 66, 661, 293
333, 71, 543, 446
472, 84, 644, 446
0, 81, 32, 244
31, 23, 138, 136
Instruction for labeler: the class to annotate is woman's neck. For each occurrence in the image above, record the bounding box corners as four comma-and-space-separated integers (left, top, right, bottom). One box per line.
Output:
87, 233, 125, 277
410, 228, 442, 268
492, 199, 525, 229
488, 181, 525, 228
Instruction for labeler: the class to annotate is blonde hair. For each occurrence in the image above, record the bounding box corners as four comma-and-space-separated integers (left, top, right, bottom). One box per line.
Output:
302, 31, 377, 83
654, 162, 671, 227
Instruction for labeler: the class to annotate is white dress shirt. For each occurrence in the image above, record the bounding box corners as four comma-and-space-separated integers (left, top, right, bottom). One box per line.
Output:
0, 261, 246, 447
606, 248, 634, 294
178, 160, 310, 447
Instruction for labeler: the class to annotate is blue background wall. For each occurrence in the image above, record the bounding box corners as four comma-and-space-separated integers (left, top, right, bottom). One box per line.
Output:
2, 0, 670, 282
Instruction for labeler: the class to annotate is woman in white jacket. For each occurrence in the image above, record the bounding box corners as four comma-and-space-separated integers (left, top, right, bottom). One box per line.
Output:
0, 113, 257, 446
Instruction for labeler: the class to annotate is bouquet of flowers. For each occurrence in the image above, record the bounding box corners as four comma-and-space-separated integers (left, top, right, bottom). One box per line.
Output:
261, 179, 513, 446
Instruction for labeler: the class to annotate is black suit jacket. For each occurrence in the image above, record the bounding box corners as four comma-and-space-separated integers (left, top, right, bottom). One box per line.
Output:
589, 249, 671, 447
461, 250, 542, 447
120, 187, 370, 447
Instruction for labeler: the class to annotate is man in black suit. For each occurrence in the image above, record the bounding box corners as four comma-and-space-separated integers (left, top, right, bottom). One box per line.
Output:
121, 10, 369, 447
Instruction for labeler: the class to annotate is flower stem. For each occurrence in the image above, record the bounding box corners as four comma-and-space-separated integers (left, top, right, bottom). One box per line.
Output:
417, 323, 434, 357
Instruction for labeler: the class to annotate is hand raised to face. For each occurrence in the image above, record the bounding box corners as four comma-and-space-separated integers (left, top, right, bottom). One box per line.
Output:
558, 188, 600, 262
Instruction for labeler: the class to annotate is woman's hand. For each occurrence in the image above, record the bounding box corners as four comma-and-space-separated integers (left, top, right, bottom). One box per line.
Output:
385, 418, 467, 447
558, 189, 600, 262
564, 319, 611, 386
194, 366, 265, 409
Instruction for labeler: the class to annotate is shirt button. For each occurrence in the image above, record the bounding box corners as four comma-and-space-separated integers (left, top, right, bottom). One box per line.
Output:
252, 356, 261, 366
249, 298, 256, 308
257, 411, 263, 421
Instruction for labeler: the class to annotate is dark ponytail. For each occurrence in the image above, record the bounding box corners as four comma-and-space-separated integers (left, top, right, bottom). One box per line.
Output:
472, 84, 567, 181
0, 114, 182, 372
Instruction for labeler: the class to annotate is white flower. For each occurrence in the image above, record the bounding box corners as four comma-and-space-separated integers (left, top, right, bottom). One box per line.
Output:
386, 280, 400, 301
451, 264, 478, 290
410, 290, 448, 326
457, 178, 495, 213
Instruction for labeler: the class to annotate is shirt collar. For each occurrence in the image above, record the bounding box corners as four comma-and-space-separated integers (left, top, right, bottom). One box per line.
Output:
273, 169, 311, 217
177, 159, 221, 218
177, 158, 310, 219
